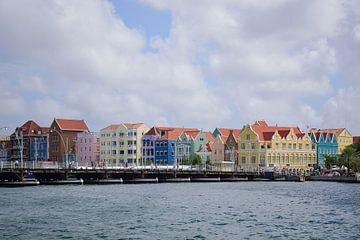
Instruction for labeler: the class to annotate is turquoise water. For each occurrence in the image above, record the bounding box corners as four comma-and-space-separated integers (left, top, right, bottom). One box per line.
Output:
0, 182, 359, 239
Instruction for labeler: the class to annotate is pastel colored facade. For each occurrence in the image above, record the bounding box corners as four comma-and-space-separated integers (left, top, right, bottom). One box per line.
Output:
212, 135, 226, 163
316, 129, 352, 154
142, 127, 199, 166
178, 130, 214, 163
310, 131, 338, 168
238, 121, 316, 170
49, 119, 89, 164
11, 120, 49, 162
175, 130, 200, 164
100, 123, 149, 166
76, 132, 100, 167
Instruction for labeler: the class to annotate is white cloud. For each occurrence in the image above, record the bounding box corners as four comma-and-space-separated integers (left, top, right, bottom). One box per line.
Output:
0, 0, 359, 134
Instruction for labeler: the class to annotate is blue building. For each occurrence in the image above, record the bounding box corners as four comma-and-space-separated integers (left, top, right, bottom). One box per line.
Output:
30, 138, 48, 161
311, 130, 338, 169
155, 132, 178, 166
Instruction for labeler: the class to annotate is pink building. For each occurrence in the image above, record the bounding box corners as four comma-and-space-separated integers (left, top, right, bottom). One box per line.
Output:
76, 132, 100, 167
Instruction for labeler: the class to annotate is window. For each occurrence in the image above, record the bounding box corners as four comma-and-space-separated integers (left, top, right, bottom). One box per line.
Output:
112, 141, 116, 146
251, 156, 256, 163
119, 141, 124, 146
241, 156, 246, 164
293, 143, 296, 149
156, 142, 160, 147
288, 143, 292, 149
240, 143, 245, 149
128, 150, 133, 155
127, 141, 133, 146
119, 132, 124, 137
112, 150, 116, 155
246, 134, 250, 140
200, 138, 204, 141
282, 143, 286, 149
156, 151, 159, 156
299, 143, 302, 150
275, 143, 279, 149
164, 142, 168, 147
164, 151, 167, 155
251, 143, 256, 149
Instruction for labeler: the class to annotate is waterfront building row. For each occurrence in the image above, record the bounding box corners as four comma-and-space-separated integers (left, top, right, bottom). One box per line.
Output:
1, 118, 355, 170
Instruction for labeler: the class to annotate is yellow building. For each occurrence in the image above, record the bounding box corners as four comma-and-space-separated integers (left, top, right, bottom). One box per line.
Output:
317, 128, 353, 154
100, 123, 149, 166
238, 121, 316, 170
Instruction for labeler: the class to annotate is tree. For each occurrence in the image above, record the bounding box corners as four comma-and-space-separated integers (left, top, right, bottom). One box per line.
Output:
324, 154, 337, 169
340, 144, 360, 173
190, 154, 202, 166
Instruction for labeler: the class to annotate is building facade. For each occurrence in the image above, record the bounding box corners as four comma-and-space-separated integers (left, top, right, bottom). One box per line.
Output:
142, 127, 198, 166
311, 131, 338, 168
0, 137, 11, 162
10, 120, 49, 163
238, 121, 316, 170
316, 128, 353, 154
100, 123, 149, 166
76, 132, 100, 167
49, 119, 89, 165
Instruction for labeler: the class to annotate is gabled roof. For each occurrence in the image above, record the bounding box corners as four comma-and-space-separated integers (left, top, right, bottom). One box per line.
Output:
184, 130, 201, 139
158, 129, 185, 141
55, 119, 89, 132
251, 120, 303, 141
101, 124, 120, 131
123, 123, 144, 129
204, 131, 215, 143
13, 120, 42, 136
317, 128, 346, 138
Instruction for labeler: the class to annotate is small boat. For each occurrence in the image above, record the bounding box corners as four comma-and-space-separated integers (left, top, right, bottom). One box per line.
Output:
0, 178, 40, 187
191, 177, 221, 182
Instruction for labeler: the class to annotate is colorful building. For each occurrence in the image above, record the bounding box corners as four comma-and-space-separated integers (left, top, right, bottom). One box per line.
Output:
100, 123, 149, 166
238, 120, 316, 170
310, 130, 338, 168
11, 120, 49, 163
212, 128, 241, 169
175, 130, 200, 164
142, 127, 198, 166
49, 119, 89, 165
76, 132, 100, 167
353, 136, 360, 144
175, 130, 214, 165
316, 128, 352, 154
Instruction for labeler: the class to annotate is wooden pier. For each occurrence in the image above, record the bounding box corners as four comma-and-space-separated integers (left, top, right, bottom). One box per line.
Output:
0, 167, 306, 185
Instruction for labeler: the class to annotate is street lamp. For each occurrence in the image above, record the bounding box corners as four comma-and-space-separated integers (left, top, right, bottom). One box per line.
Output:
50, 128, 68, 169
0, 127, 10, 169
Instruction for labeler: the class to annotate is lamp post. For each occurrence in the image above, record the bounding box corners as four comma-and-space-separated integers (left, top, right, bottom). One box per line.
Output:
50, 128, 68, 169
0, 127, 9, 169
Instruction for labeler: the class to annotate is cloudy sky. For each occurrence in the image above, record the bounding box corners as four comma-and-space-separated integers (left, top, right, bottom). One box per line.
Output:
0, 0, 359, 134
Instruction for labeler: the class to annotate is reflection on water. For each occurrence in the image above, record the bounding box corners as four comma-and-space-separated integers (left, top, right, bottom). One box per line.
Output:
0, 182, 359, 240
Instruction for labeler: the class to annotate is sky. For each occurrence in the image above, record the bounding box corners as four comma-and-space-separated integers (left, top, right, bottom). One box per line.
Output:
0, 0, 359, 135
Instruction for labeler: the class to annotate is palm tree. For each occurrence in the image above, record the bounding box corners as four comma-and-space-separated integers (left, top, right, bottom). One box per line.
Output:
341, 146, 360, 174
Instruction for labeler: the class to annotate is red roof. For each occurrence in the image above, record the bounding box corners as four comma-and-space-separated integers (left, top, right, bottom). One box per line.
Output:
184, 130, 201, 139
159, 129, 184, 140
13, 120, 42, 136
204, 131, 215, 143
317, 128, 346, 138
251, 121, 303, 141
101, 124, 120, 131
55, 119, 89, 132
123, 123, 144, 129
